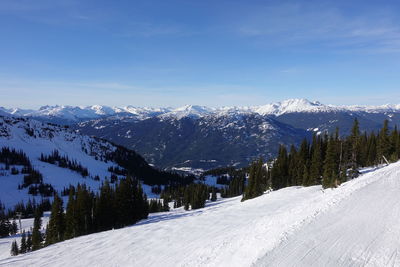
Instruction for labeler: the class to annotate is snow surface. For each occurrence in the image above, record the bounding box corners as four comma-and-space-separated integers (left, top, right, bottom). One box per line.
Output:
1, 161, 400, 266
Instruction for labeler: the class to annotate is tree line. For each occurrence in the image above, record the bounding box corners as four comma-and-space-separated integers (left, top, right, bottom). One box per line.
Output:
242, 119, 400, 200
40, 150, 89, 177
11, 176, 149, 256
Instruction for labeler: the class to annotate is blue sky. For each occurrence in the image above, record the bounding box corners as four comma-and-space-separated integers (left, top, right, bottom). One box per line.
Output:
1, 0, 400, 108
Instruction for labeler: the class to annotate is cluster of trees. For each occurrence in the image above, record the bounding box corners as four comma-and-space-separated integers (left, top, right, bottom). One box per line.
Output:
149, 199, 170, 213
160, 183, 217, 210
242, 159, 268, 201
0, 201, 18, 238
10, 230, 32, 256
0, 147, 55, 197
0, 147, 31, 168
108, 166, 127, 176
7, 199, 51, 219
183, 184, 209, 210
21, 168, 43, 187
269, 119, 400, 190
18, 167, 56, 197
240, 119, 400, 201
11, 208, 42, 256
12, 176, 149, 255
27, 183, 55, 197
40, 150, 89, 177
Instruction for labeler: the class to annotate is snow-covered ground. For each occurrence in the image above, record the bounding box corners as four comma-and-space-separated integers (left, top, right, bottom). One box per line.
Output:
1, 161, 399, 266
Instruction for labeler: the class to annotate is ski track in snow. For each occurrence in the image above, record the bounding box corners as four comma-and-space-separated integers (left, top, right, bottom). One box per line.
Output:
0, 162, 399, 266
254, 163, 400, 267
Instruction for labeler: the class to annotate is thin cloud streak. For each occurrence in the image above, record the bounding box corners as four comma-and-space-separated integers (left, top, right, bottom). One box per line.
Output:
234, 2, 400, 53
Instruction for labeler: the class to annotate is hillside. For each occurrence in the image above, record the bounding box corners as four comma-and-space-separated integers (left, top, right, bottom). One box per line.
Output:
1, 161, 399, 266
0, 116, 191, 209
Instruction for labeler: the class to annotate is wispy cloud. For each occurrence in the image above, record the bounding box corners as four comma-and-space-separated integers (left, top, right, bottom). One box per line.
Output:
234, 2, 400, 53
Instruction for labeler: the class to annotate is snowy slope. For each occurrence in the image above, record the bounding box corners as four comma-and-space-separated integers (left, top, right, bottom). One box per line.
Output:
255, 164, 400, 267
1, 161, 399, 266
0, 116, 158, 208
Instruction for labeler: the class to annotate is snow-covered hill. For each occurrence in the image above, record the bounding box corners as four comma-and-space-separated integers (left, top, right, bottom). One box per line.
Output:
0, 116, 178, 208
1, 161, 399, 266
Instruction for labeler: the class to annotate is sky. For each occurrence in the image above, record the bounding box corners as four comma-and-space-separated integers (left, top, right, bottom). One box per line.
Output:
1, 0, 400, 108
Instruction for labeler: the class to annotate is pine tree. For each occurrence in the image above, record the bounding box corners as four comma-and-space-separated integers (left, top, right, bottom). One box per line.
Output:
271, 145, 289, 190
378, 119, 391, 163
11, 240, 19, 256
308, 135, 322, 186
162, 198, 170, 212
210, 187, 217, 202
31, 209, 42, 251
64, 187, 76, 239
10, 219, 18, 235
45, 193, 65, 245
20, 230, 27, 254
346, 119, 359, 176
322, 136, 338, 189
242, 158, 265, 201
95, 180, 115, 232
26, 231, 32, 252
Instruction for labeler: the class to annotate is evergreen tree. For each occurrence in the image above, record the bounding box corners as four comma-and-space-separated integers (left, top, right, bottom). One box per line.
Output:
64, 188, 76, 239
31, 209, 43, 251
271, 145, 289, 190
162, 198, 170, 212
26, 231, 32, 252
378, 119, 391, 163
11, 240, 19, 256
322, 136, 338, 189
0, 218, 11, 237
348, 119, 361, 178
45, 193, 65, 245
307, 135, 322, 186
210, 187, 217, 202
242, 158, 266, 201
20, 230, 27, 254
95, 180, 115, 231
10, 219, 18, 235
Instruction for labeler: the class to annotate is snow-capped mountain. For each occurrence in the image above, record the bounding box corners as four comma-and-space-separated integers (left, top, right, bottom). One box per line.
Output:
159, 105, 214, 120
0, 115, 190, 208
253, 99, 337, 115
3, 99, 400, 170
2, 98, 400, 124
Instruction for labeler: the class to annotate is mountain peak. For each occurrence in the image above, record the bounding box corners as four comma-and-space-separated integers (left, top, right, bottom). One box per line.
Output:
254, 98, 332, 116
161, 105, 213, 119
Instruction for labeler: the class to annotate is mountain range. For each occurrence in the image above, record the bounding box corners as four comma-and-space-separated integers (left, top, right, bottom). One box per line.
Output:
2, 99, 400, 123
2, 99, 400, 170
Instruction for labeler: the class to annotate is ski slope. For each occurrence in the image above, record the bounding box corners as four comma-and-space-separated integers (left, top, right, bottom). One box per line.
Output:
1, 162, 400, 266
255, 164, 400, 266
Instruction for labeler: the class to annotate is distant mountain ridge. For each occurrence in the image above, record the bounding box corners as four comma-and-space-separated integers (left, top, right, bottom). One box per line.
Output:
2, 99, 400, 170
2, 99, 400, 123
